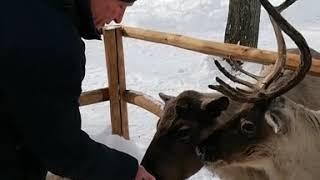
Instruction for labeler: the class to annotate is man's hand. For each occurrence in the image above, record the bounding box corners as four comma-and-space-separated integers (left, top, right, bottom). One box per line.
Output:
135, 165, 155, 180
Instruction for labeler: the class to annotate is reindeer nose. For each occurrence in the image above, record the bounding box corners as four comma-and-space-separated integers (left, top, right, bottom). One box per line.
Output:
196, 143, 217, 162
195, 146, 206, 161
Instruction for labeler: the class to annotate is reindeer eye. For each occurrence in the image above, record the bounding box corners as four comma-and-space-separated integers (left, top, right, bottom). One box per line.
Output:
241, 120, 256, 137
175, 125, 192, 143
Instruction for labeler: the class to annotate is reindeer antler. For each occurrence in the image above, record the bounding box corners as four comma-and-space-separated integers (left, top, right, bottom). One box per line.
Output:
276, 0, 297, 12
209, 0, 312, 103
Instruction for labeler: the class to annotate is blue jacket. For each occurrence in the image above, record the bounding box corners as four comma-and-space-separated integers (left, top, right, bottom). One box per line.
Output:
0, 0, 138, 179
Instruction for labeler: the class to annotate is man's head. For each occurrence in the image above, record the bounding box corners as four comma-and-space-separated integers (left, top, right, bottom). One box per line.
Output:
90, 0, 136, 28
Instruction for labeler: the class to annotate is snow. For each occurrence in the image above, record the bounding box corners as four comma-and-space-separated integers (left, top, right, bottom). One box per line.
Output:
81, 0, 320, 179
92, 134, 144, 163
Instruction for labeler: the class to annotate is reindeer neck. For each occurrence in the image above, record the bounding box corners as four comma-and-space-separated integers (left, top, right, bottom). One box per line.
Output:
270, 100, 320, 180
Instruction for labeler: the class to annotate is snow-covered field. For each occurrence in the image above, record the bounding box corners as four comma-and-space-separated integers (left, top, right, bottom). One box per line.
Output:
80, 0, 320, 179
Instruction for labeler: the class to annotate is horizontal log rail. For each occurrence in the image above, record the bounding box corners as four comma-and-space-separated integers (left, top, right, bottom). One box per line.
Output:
79, 88, 163, 117
120, 26, 320, 76
79, 88, 109, 106
124, 90, 164, 117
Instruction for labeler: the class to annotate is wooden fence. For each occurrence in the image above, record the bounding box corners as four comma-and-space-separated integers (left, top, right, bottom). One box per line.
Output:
80, 25, 320, 139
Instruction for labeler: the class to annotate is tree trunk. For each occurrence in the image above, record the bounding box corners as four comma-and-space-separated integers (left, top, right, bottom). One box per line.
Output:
224, 0, 261, 47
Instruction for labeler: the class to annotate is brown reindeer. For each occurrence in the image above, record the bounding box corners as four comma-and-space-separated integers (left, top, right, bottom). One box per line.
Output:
195, 0, 318, 178
197, 97, 320, 179
141, 90, 230, 179
141, 0, 318, 179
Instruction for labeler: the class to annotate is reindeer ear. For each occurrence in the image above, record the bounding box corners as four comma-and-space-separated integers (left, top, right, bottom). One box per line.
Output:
159, 93, 175, 103
264, 111, 287, 134
204, 96, 229, 113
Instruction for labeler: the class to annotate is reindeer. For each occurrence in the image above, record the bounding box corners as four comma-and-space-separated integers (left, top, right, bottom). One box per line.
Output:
197, 97, 320, 180
141, 90, 230, 179
141, 0, 319, 179
194, 0, 319, 177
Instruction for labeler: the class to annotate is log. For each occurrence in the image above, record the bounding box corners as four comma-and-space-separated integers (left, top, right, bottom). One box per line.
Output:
79, 88, 109, 106
115, 27, 130, 139
120, 26, 320, 76
103, 26, 129, 139
79, 88, 163, 117
124, 90, 164, 117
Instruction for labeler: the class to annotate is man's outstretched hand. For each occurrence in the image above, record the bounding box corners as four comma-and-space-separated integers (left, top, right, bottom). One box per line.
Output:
135, 165, 155, 180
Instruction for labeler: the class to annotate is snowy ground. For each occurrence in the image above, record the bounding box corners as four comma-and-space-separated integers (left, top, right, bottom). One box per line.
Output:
80, 0, 320, 179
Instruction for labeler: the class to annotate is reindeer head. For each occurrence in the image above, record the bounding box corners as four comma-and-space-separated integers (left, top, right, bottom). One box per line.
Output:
142, 0, 312, 179
141, 90, 229, 180
197, 97, 294, 167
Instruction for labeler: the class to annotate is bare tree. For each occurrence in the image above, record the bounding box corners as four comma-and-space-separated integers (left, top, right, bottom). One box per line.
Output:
224, 0, 261, 67
224, 0, 261, 48
223, 0, 297, 67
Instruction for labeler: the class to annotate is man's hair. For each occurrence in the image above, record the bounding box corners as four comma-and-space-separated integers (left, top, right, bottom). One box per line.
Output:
121, 0, 136, 3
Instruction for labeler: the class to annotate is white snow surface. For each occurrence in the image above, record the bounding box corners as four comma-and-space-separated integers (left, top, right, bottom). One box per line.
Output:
81, 0, 320, 179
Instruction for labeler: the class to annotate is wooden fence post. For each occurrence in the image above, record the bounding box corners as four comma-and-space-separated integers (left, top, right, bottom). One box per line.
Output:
103, 26, 129, 139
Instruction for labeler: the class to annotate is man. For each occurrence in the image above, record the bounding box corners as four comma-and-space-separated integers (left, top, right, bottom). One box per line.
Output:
0, 0, 155, 179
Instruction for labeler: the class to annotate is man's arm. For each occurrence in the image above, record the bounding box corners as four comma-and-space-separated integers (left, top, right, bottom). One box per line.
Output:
2, 49, 138, 180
